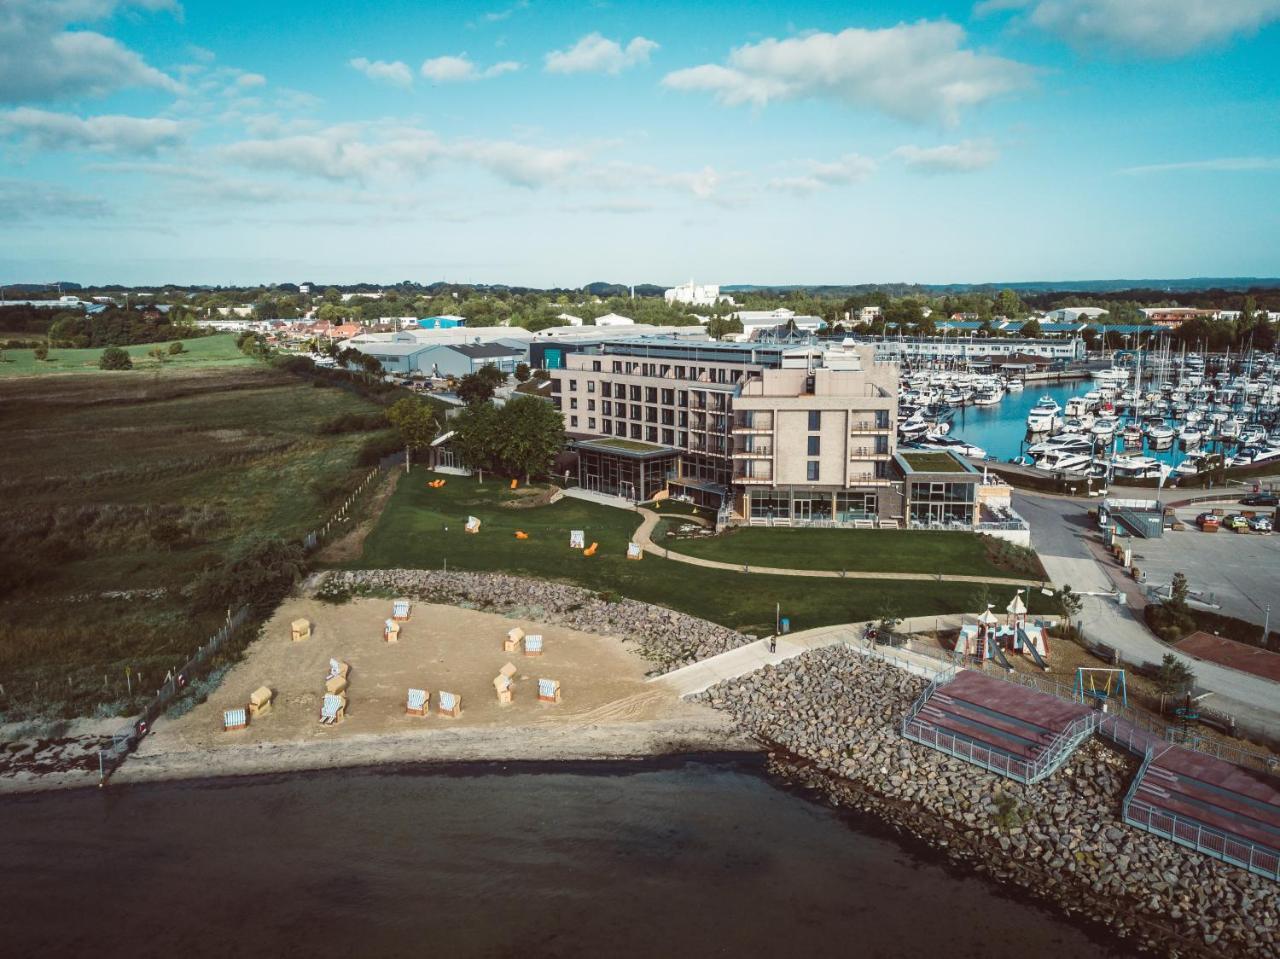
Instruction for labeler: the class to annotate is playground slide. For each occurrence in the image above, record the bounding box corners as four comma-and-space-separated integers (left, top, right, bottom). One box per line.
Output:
1018, 627, 1049, 670
987, 634, 1014, 670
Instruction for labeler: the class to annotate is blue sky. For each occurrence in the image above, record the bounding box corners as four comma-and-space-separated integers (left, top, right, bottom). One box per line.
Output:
2, 0, 1279, 286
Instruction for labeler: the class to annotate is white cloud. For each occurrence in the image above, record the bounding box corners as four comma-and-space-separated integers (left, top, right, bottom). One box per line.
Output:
979, 0, 1280, 57
0, 1, 182, 103
220, 123, 583, 188
661, 22, 1033, 125
481, 1, 529, 23
0, 107, 187, 154
892, 140, 999, 173
349, 57, 414, 88
421, 55, 521, 82
1120, 156, 1280, 175
234, 72, 266, 89
0, 177, 110, 219
545, 33, 659, 74
769, 153, 877, 194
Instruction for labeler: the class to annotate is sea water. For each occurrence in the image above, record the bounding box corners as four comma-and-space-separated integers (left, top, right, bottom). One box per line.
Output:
1, 758, 1135, 958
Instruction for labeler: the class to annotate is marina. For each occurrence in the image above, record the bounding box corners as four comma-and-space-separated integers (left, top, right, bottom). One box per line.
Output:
898, 350, 1280, 483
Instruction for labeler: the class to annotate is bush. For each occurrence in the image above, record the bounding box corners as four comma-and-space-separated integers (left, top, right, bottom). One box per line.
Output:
99, 346, 133, 370
168, 341, 186, 355
189, 535, 304, 612
317, 411, 388, 434
356, 432, 404, 466
1144, 602, 1197, 643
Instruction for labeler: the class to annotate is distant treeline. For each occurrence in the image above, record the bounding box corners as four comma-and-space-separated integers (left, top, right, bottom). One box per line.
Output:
46, 309, 215, 348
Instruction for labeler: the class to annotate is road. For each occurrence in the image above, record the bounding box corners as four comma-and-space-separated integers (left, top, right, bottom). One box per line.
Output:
1014, 490, 1280, 741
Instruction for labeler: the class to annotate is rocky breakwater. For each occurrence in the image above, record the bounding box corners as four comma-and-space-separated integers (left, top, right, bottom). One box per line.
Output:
695, 647, 1277, 959
322, 569, 753, 670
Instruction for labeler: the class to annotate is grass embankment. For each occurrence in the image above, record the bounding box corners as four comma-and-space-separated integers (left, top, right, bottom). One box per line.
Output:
349, 476, 1050, 638
0, 333, 250, 377
0, 366, 390, 720
658, 526, 1046, 580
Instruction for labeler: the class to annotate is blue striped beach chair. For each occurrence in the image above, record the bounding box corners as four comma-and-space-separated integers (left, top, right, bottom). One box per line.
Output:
437, 690, 461, 718
392, 600, 411, 621
320, 693, 345, 724
537, 679, 560, 704
406, 688, 428, 716
223, 707, 248, 731
524, 634, 543, 656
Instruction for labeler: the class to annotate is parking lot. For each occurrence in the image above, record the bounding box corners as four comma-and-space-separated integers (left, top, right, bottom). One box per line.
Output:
1129, 503, 1280, 626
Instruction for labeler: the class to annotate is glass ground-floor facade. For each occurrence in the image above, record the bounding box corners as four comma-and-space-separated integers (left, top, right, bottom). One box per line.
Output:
573, 440, 679, 501
742, 486, 902, 525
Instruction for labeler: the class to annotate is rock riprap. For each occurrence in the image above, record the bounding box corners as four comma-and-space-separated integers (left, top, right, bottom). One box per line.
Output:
321, 569, 753, 670
695, 646, 1277, 959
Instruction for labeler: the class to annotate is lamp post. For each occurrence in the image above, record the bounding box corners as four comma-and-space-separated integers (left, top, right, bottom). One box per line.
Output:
1265, 604, 1272, 646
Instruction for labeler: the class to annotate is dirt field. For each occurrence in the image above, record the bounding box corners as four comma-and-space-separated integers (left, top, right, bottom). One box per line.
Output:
142, 598, 720, 758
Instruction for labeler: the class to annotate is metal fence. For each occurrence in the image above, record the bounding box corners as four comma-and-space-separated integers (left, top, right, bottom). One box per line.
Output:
98, 604, 251, 784
302, 465, 384, 551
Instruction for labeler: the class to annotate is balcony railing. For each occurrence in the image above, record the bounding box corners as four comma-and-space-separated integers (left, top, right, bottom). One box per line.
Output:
733, 465, 773, 483
849, 421, 890, 434
732, 445, 772, 458
732, 413, 774, 433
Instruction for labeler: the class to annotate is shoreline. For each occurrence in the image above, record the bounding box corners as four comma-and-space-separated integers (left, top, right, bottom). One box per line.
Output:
0, 713, 756, 796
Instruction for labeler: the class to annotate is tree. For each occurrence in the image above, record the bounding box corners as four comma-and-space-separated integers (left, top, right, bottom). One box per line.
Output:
476, 363, 508, 389
385, 396, 438, 471
359, 354, 383, 381
451, 401, 504, 477
323, 287, 341, 304
499, 395, 566, 482
1155, 653, 1196, 710
33, 344, 48, 362
706, 314, 744, 340
995, 289, 1024, 318
1169, 571, 1190, 610
1019, 319, 1043, 338
1055, 585, 1083, 636
99, 346, 132, 370
876, 594, 901, 642
168, 341, 186, 355
457, 371, 498, 405
514, 362, 531, 383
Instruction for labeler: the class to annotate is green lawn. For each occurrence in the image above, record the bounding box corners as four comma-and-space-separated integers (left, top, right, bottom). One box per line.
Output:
898, 451, 969, 473
659, 526, 1045, 579
0, 333, 252, 377
349, 475, 1049, 636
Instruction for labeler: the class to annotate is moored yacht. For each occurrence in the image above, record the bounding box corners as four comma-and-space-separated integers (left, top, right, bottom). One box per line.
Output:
1026, 396, 1062, 432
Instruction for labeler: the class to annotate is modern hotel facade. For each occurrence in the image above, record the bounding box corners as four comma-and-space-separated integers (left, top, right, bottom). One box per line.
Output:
549, 337, 905, 525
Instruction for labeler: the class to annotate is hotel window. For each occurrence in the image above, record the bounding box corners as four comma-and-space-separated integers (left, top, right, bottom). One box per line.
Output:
615, 421, 626, 436
591, 361, 602, 372
631, 404, 641, 419
662, 429, 675, 445
808, 410, 821, 431
661, 388, 674, 405
587, 400, 595, 411
645, 387, 657, 403
875, 434, 889, 455
646, 406, 658, 423
569, 398, 578, 410
602, 401, 612, 416
875, 410, 890, 429
807, 461, 820, 481
588, 418, 596, 430
807, 436, 821, 456
630, 424, 642, 439
570, 379, 578, 391
630, 385, 641, 401
587, 381, 595, 393
571, 416, 578, 427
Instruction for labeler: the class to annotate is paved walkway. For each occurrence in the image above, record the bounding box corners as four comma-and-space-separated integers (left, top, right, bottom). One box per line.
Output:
1014, 489, 1280, 741
650, 616, 960, 697
633, 509, 1043, 587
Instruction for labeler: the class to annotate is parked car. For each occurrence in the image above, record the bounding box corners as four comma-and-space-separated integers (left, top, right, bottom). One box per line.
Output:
1194, 512, 1219, 528
1240, 492, 1279, 506
1221, 513, 1249, 530
1248, 515, 1273, 533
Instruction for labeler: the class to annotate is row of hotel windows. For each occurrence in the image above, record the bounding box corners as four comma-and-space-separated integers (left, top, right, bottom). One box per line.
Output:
568, 416, 729, 451
566, 397, 728, 430
563, 378, 730, 411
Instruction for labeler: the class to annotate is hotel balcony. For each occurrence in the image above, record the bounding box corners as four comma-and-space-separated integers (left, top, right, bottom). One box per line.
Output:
732, 444, 772, 459
732, 412, 774, 434
850, 447, 893, 461
733, 464, 774, 484
849, 421, 890, 435
848, 472, 895, 488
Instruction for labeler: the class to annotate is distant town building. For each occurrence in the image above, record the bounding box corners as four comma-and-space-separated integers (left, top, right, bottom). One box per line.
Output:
663, 281, 735, 308
417, 315, 465, 329
556, 313, 584, 326
594, 313, 635, 326
1043, 307, 1108, 323
1140, 307, 1215, 328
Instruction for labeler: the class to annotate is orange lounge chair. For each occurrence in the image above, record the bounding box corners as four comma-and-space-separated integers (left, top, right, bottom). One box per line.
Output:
515, 530, 529, 540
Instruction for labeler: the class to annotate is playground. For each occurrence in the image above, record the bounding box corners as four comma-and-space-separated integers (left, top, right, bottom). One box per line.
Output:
142, 597, 699, 756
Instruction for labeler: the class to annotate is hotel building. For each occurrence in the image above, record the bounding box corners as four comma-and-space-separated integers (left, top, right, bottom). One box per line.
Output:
549, 337, 907, 525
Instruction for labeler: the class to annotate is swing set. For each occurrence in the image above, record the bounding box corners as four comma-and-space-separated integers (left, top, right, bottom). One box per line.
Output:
1074, 667, 1128, 708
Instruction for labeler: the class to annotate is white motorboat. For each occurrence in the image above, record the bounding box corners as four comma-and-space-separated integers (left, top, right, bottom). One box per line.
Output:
1006, 379, 1024, 392
916, 436, 988, 459
1026, 396, 1062, 432
1110, 455, 1164, 480
1090, 416, 1119, 440
1178, 426, 1202, 448
1146, 424, 1175, 448
1036, 450, 1095, 473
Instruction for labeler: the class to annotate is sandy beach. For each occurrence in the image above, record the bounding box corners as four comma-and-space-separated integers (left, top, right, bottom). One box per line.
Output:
1, 598, 753, 794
